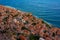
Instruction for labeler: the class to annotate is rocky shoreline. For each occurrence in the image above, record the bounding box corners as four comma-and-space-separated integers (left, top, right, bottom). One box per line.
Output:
0, 5, 60, 40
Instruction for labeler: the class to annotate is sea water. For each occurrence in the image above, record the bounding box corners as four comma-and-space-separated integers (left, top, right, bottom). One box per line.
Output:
0, 0, 60, 27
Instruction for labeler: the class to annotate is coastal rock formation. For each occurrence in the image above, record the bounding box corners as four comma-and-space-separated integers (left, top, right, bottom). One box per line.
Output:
0, 5, 60, 40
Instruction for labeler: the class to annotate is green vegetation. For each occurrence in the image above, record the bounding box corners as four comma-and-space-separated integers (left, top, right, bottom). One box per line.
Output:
29, 34, 40, 40
13, 14, 18, 17
43, 30, 47, 33
52, 32, 55, 37
24, 21, 29, 24
31, 22, 36, 26
21, 27, 30, 31
3, 16, 8, 24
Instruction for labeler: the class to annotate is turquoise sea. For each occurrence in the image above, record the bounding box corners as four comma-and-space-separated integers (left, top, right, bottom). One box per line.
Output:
0, 0, 60, 27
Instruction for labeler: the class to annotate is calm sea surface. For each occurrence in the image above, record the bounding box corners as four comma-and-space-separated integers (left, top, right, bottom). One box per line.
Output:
0, 0, 60, 27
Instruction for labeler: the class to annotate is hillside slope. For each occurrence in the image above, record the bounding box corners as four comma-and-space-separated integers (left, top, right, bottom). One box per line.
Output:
0, 5, 60, 40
